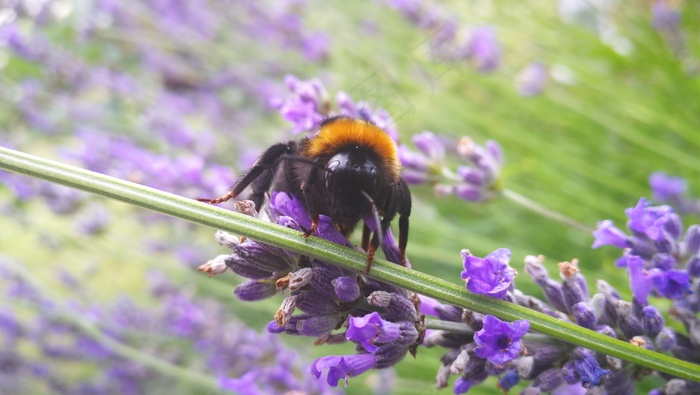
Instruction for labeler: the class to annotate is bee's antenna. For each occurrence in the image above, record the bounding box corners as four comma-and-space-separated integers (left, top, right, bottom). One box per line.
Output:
360, 190, 383, 249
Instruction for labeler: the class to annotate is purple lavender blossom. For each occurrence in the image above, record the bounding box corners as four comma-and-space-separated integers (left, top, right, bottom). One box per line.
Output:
346, 312, 401, 353
473, 315, 529, 366
454, 137, 504, 202
467, 27, 501, 72
270, 75, 329, 134
335, 91, 399, 142
649, 172, 700, 215
311, 354, 377, 387
461, 248, 515, 299
650, 172, 686, 202
652, 1, 680, 33
397, 131, 445, 185
516, 62, 548, 96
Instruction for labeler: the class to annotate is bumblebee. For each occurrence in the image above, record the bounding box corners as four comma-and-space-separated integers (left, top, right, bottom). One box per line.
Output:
198, 116, 411, 272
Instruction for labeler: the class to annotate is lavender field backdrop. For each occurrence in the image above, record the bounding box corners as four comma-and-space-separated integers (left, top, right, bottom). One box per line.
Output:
1, 1, 699, 394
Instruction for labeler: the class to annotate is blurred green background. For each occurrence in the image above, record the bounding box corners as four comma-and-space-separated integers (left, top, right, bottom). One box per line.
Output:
0, 0, 698, 394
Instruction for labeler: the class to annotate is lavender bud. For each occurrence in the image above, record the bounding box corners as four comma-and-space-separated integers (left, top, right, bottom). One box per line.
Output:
497, 370, 519, 392
234, 200, 258, 217
597, 280, 622, 324
295, 291, 340, 316
275, 296, 297, 327
450, 348, 470, 374
560, 267, 587, 314
288, 267, 313, 291
655, 328, 677, 352
663, 213, 683, 240
296, 314, 342, 337
332, 276, 360, 302
614, 300, 644, 339
214, 230, 240, 249
513, 345, 567, 379
602, 370, 634, 395
641, 305, 664, 338
687, 255, 700, 277
532, 368, 564, 392
671, 333, 700, 362
596, 325, 618, 338
606, 355, 623, 370
462, 309, 485, 331
514, 291, 561, 318
572, 302, 596, 329
630, 336, 655, 351
197, 254, 229, 277
661, 379, 700, 395
684, 225, 700, 256
234, 280, 277, 301
670, 307, 700, 349
627, 237, 656, 258
423, 330, 473, 349
435, 363, 452, 389
309, 264, 346, 296
652, 253, 676, 270
559, 259, 588, 299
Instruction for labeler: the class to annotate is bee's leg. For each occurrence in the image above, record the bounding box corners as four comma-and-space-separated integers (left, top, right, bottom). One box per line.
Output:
300, 165, 320, 238
397, 178, 412, 266
365, 230, 379, 273
361, 222, 371, 252
196, 143, 290, 205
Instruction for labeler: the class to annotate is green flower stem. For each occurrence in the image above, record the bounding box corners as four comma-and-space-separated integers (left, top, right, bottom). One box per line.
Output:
1, 146, 699, 383
440, 167, 592, 232
424, 318, 560, 346
2, 258, 222, 392
502, 188, 593, 233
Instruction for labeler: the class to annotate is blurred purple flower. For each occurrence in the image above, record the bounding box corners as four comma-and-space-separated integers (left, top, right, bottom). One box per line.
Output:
516, 62, 548, 96
652, 0, 680, 32
467, 27, 500, 72
270, 75, 329, 134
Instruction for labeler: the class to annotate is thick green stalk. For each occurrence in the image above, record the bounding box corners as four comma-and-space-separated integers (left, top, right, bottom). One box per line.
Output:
1, 146, 699, 383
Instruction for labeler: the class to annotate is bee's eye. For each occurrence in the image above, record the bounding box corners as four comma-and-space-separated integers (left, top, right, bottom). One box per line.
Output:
325, 159, 340, 190
370, 167, 379, 196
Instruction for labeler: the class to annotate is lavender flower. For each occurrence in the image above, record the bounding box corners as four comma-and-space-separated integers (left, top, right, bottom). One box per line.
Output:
270, 76, 400, 139
516, 62, 548, 96
467, 27, 501, 72
397, 133, 504, 203
270, 75, 329, 134
461, 248, 516, 299
473, 315, 529, 366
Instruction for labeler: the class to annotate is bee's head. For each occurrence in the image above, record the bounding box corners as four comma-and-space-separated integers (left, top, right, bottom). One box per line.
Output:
324, 146, 386, 229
